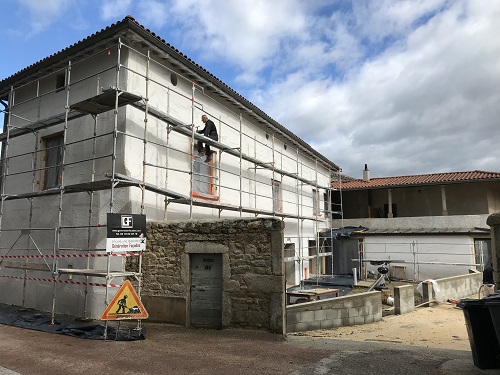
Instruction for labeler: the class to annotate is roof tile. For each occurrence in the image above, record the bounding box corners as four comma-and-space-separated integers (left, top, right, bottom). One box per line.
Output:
334, 170, 500, 189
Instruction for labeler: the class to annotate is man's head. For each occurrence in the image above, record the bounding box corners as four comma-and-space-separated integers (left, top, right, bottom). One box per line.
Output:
201, 115, 208, 123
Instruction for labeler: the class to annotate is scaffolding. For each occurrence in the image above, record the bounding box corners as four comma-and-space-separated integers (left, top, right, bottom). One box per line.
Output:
0, 37, 343, 322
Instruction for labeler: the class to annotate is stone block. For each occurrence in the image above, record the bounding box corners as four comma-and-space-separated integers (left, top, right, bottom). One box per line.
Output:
320, 320, 334, 329
287, 312, 300, 325
326, 309, 339, 320
342, 317, 352, 326
332, 318, 342, 328
300, 310, 315, 322
243, 274, 282, 293
353, 316, 364, 325
314, 309, 327, 321
142, 295, 185, 324
295, 322, 309, 332
307, 320, 321, 331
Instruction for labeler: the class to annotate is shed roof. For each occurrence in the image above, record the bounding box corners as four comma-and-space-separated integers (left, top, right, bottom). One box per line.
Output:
0, 16, 338, 172
334, 170, 500, 190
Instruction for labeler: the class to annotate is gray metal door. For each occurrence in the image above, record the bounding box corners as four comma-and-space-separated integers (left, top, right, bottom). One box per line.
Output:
190, 253, 222, 328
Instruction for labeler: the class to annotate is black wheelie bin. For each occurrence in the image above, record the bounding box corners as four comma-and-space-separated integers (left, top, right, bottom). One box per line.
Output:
457, 297, 500, 369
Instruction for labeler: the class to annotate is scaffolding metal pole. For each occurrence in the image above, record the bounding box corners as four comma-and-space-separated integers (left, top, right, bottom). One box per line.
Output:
271, 134, 276, 216
164, 123, 171, 221
314, 158, 320, 282
109, 40, 122, 215
137, 49, 151, 333
0, 87, 14, 231
253, 136, 257, 213
296, 148, 304, 288
189, 82, 195, 219
52, 61, 72, 322
105, 40, 123, 339
141, 50, 151, 215
50, 228, 58, 325
239, 114, 243, 217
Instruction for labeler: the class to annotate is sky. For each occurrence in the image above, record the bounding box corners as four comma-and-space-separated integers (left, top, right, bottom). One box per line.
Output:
1, 0, 499, 179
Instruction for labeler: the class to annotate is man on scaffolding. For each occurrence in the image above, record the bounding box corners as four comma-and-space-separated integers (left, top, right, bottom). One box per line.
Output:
197, 115, 218, 163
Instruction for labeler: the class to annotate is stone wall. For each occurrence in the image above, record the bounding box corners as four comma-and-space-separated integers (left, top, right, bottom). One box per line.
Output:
285, 291, 382, 333
127, 218, 285, 333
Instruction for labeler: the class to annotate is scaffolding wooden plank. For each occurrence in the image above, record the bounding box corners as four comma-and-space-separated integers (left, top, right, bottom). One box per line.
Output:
70, 90, 142, 115
2, 179, 132, 201
0, 110, 87, 141
0, 90, 142, 142
168, 197, 315, 220
113, 173, 190, 201
57, 268, 139, 278
130, 102, 330, 190
0, 261, 50, 271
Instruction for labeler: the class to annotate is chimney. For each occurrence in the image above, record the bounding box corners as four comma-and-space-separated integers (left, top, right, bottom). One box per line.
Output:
363, 164, 370, 182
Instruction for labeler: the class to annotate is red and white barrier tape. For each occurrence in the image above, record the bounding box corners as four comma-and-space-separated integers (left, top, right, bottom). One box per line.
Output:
0, 253, 142, 259
0, 274, 121, 288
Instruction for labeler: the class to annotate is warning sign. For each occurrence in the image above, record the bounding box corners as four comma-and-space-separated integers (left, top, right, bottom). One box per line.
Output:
100, 280, 149, 320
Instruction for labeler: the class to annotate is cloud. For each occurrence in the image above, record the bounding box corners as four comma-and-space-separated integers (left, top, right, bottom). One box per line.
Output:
136, 1, 169, 29
241, 1, 500, 178
100, 0, 133, 21
162, 0, 314, 84
8, 0, 500, 180
18, 0, 71, 36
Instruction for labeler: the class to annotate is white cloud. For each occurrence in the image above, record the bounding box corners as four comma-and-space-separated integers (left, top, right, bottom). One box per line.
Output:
10, 0, 500, 179
165, 0, 312, 84
136, 0, 169, 29
18, 0, 71, 36
247, 1, 500, 178
100, 0, 133, 21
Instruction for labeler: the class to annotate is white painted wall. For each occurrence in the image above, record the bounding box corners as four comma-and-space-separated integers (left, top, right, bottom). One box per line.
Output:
0, 40, 334, 317
362, 235, 476, 280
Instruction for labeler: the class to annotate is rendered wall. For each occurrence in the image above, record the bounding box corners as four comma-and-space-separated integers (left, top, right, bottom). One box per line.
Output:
0, 45, 132, 318
121, 43, 333, 286
359, 235, 476, 280
0, 37, 334, 319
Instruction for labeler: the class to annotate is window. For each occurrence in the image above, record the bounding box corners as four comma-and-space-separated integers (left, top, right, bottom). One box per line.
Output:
55, 73, 66, 92
474, 239, 492, 271
272, 179, 282, 212
323, 192, 330, 218
192, 151, 216, 198
170, 73, 178, 86
43, 134, 64, 189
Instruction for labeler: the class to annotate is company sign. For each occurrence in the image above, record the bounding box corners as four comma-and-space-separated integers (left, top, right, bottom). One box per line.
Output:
106, 213, 146, 253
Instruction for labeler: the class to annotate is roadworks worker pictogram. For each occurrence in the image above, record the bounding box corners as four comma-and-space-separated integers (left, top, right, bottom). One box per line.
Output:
100, 280, 148, 320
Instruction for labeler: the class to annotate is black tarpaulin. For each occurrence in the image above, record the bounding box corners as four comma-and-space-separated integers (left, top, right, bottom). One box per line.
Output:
0, 303, 145, 341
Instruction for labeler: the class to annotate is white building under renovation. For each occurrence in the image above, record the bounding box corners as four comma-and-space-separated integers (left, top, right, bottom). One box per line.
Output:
0, 16, 341, 320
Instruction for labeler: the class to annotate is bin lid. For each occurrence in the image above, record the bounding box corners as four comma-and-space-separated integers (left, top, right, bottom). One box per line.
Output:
482, 293, 500, 305
457, 298, 485, 309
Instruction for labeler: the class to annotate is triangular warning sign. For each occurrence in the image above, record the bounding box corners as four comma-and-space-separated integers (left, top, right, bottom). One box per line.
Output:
100, 280, 149, 320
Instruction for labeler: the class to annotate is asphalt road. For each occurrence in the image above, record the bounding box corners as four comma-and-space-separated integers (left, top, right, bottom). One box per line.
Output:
0, 320, 498, 375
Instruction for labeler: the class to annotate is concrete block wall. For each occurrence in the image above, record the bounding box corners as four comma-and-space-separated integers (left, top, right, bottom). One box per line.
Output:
394, 285, 414, 315
286, 291, 382, 333
422, 272, 482, 302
